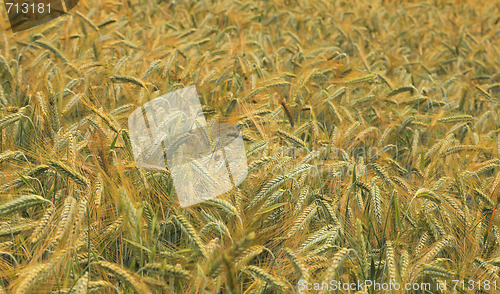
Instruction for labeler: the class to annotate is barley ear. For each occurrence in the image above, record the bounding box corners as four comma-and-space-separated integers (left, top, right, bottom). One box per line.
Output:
96, 261, 151, 294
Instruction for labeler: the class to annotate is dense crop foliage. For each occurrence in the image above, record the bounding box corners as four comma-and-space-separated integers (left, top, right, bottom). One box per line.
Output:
0, 0, 499, 293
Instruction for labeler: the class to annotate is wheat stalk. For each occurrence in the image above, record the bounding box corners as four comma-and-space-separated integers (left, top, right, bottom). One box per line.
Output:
174, 212, 206, 257
97, 261, 151, 294
243, 265, 288, 291
49, 160, 89, 187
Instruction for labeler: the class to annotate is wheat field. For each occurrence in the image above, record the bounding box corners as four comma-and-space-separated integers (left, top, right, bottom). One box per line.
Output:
0, 0, 499, 293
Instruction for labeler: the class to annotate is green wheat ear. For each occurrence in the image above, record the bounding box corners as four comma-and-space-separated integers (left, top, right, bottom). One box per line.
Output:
49, 160, 89, 187
33, 40, 70, 64
97, 261, 151, 294
110, 75, 147, 88
0, 194, 47, 217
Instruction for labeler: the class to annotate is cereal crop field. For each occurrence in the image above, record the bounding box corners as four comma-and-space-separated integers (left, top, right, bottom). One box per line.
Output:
0, 0, 499, 293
